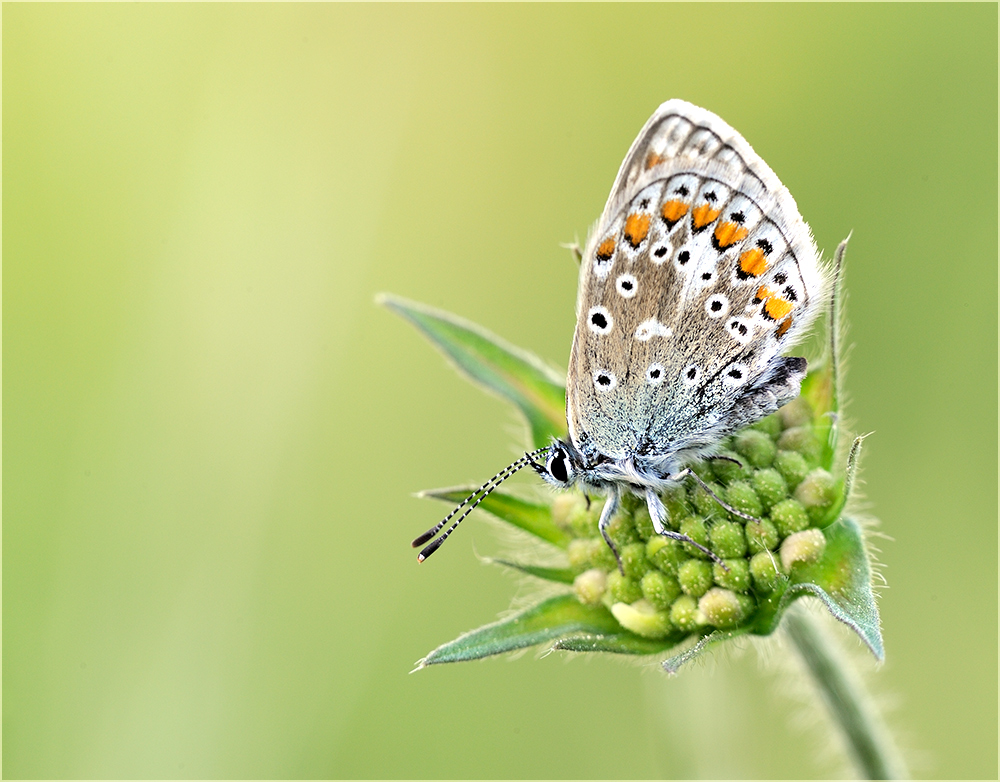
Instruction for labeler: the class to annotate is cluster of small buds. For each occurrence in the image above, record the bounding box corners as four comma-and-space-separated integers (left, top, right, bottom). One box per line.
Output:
554, 396, 838, 639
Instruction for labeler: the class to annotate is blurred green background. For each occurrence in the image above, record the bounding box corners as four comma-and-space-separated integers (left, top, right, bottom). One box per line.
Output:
4, 4, 996, 778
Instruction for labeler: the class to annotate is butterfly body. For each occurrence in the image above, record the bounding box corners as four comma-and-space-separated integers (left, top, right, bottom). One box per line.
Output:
415, 100, 828, 567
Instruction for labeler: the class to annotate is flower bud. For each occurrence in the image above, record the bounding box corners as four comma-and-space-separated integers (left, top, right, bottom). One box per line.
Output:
724, 481, 763, 520
612, 599, 673, 639
770, 498, 811, 537
669, 595, 703, 633
646, 536, 684, 575
752, 468, 788, 511
621, 542, 651, 580
734, 429, 777, 468
750, 413, 782, 439
679, 517, 711, 559
678, 558, 713, 597
641, 569, 682, 611
794, 468, 837, 522
573, 568, 607, 605
713, 558, 751, 592
698, 588, 754, 628
552, 493, 586, 531
750, 551, 784, 592
774, 449, 810, 489
781, 528, 827, 570
777, 426, 821, 464
778, 396, 813, 428
607, 569, 643, 604
709, 520, 747, 558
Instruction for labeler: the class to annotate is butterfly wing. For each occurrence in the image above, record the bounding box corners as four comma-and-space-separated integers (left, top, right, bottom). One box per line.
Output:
566, 100, 828, 464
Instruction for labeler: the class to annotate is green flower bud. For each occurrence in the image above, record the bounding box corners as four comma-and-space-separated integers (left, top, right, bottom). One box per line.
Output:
724, 481, 763, 520
679, 516, 711, 559
734, 429, 777, 468
781, 528, 827, 571
779, 396, 814, 428
552, 493, 586, 531
713, 558, 751, 592
698, 587, 754, 628
678, 558, 713, 597
691, 481, 726, 518
568, 538, 592, 573
573, 568, 607, 605
751, 468, 789, 511
770, 498, 811, 537
567, 503, 599, 538
641, 569, 682, 611
690, 460, 714, 483
605, 511, 640, 550
607, 569, 643, 604
794, 468, 838, 522
621, 542, 651, 580
633, 505, 654, 540
585, 537, 618, 572
750, 413, 783, 439
669, 595, 703, 633
646, 536, 684, 575
662, 485, 691, 525
611, 599, 673, 639
777, 426, 821, 464
774, 449, 810, 489
750, 551, 784, 592
745, 518, 780, 554
709, 520, 747, 558
710, 449, 748, 484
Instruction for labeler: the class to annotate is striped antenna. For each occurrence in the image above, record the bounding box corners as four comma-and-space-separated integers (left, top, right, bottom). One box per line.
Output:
413, 447, 549, 562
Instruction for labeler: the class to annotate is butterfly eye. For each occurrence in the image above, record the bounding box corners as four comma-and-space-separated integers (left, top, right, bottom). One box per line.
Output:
546, 448, 571, 484
646, 363, 665, 385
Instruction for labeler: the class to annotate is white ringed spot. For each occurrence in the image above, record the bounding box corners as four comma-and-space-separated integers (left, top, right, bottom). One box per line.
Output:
682, 363, 702, 386
646, 363, 665, 385
634, 318, 672, 342
726, 317, 754, 345
722, 362, 751, 387
593, 368, 616, 393
705, 293, 730, 319
587, 306, 613, 335
616, 273, 638, 298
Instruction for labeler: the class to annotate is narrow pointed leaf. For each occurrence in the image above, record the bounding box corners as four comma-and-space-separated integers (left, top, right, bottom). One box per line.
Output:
420, 485, 570, 547
553, 632, 679, 655
486, 557, 576, 584
782, 516, 884, 660
419, 594, 621, 666
662, 628, 749, 674
379, 294, 566, 448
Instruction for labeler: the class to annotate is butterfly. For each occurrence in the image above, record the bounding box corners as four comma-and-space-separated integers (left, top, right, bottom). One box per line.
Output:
414, 100, 828, 570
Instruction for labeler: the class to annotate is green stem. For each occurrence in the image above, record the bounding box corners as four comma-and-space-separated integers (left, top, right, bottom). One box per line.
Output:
784, 607, 907, 780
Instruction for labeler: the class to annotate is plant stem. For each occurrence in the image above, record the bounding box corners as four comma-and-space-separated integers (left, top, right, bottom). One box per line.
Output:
784, 606, 907, 780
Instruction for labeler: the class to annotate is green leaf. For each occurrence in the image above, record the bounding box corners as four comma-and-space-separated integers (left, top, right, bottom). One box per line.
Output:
418, 594, 622, 666
782, 516, 884, 660
553, 632, 679, 655
379, 294, 567, 448
420, 485, 570, 548
661, 628, 750, 674
486, 557, 576, 584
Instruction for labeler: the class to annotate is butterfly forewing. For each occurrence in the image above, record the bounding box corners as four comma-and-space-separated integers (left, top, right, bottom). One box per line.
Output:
567, 100, 826, 464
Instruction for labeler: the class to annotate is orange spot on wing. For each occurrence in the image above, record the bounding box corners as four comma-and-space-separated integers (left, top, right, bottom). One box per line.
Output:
645, 151, 665, 170
714, 221, 749, 249
765, 297, 794, 321
596, 237, 616, 261
755, 285, 774, 303
624, 213, 651, 247
777, 316, 793, 337
691, 204, 721, 230
661, 199, 689, 224
739, 247, 768, 278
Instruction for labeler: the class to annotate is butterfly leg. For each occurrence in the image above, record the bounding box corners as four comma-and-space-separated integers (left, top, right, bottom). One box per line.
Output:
597, 488, 624, 575
645, 488, 727, 569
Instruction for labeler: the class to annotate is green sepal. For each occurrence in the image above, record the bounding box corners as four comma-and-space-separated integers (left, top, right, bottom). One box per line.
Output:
662, 628, 751, 674
800, 359, 838, 471
485, 557, 576, 584
420, 485, 570, 548
751, 517, 884, 661
417, 594, 622, 666
379, 294, 567, 448
552, 632, 679, 655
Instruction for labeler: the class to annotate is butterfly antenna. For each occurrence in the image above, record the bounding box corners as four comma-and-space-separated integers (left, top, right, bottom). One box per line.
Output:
413, 447, 549, 561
